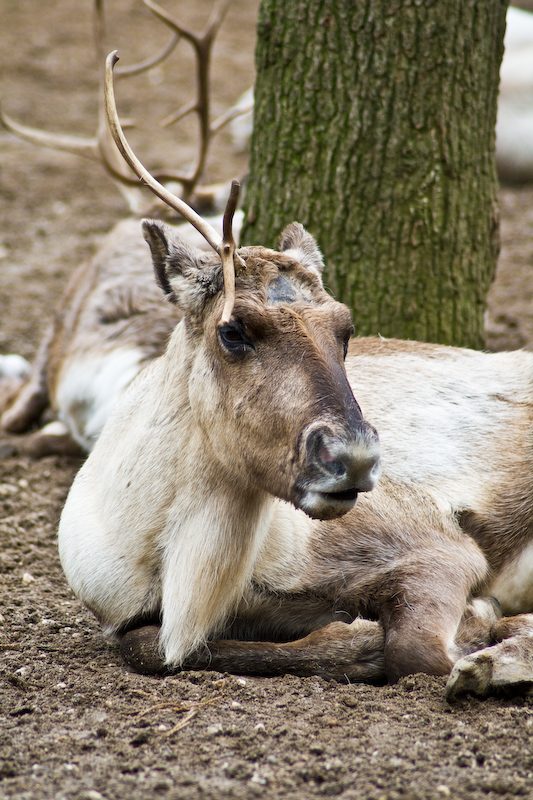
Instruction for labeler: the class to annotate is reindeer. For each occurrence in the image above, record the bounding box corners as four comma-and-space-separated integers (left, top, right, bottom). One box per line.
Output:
55, 50, 533, 701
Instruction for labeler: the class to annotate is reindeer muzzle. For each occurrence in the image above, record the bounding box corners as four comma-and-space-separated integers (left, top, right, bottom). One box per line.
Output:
295, 423, 381, 520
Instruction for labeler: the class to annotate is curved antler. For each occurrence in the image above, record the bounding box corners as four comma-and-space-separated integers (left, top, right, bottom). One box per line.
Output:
105, 51, 222, 250
104, 50, 244, 322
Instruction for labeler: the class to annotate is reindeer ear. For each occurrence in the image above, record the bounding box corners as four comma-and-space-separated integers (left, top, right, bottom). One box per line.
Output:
279, 222, 325, 278
142, 219, 222, 311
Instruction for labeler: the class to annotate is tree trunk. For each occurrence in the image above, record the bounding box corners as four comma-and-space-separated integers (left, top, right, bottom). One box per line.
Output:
241, 0, 507, 348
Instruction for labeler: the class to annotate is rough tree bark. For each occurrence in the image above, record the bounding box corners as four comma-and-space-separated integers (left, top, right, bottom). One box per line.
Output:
241, 0, 507, 348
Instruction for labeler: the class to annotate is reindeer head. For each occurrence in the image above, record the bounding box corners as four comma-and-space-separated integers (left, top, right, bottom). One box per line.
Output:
143, 218, 381, 520
101, 46, 380, 519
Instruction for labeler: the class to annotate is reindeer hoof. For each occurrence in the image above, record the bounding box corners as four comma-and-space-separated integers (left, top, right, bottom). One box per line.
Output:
445, 651, 493, 701
446, 638, 533, 701
120, 625, 170, 675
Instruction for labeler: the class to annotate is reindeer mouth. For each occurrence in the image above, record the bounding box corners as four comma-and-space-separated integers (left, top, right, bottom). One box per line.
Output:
320, 488, 358, 504
295, 485, 359, 520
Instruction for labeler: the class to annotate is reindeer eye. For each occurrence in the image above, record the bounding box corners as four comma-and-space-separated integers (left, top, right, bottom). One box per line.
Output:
218, 323, 254, 355
342, 326, 354, 359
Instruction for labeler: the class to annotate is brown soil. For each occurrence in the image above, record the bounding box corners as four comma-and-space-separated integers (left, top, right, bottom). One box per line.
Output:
2, 3, 533, 799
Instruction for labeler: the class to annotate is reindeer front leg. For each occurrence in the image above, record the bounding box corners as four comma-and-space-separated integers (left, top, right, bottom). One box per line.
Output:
120, 599, 505, 686
120, 618, 386, 682
377, 538, 489, 683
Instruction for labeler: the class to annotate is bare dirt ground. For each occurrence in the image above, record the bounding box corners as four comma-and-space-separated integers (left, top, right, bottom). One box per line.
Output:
2, 2, 533, 799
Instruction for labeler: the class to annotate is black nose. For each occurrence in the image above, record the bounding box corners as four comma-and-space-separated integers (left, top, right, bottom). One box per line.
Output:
307, 429, 347, 478
305, 425, 381, 494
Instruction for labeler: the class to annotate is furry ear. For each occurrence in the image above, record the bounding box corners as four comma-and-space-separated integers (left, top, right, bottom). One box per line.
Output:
279, 222, 324, 278
142, 219, 222, 311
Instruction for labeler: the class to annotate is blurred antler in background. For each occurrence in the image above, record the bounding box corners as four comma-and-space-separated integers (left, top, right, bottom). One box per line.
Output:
0, 0, 253, 214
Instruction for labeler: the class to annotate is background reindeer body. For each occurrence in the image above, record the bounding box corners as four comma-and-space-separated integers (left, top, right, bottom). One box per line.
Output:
2, 220, 176, 452
49, 219, 181, 449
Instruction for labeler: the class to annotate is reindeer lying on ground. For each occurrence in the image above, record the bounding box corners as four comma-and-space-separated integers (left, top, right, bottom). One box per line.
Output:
54, 53, 533, 701
59, 212, 533, 699
0, 218, 181, 455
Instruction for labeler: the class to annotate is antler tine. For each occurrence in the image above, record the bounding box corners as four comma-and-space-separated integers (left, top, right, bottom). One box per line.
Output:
0, 98, 148, 213
143, 0, 201, 46
114, 32, 180, 78
143, 0, 231, 201
0, 103, 99, 162
211, 100, 254, 136
94, 0, 180, 78
204, 0, 233, 41
143, 0, 231, 48
220, 180, 246, 324
160, 98, 197, 129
